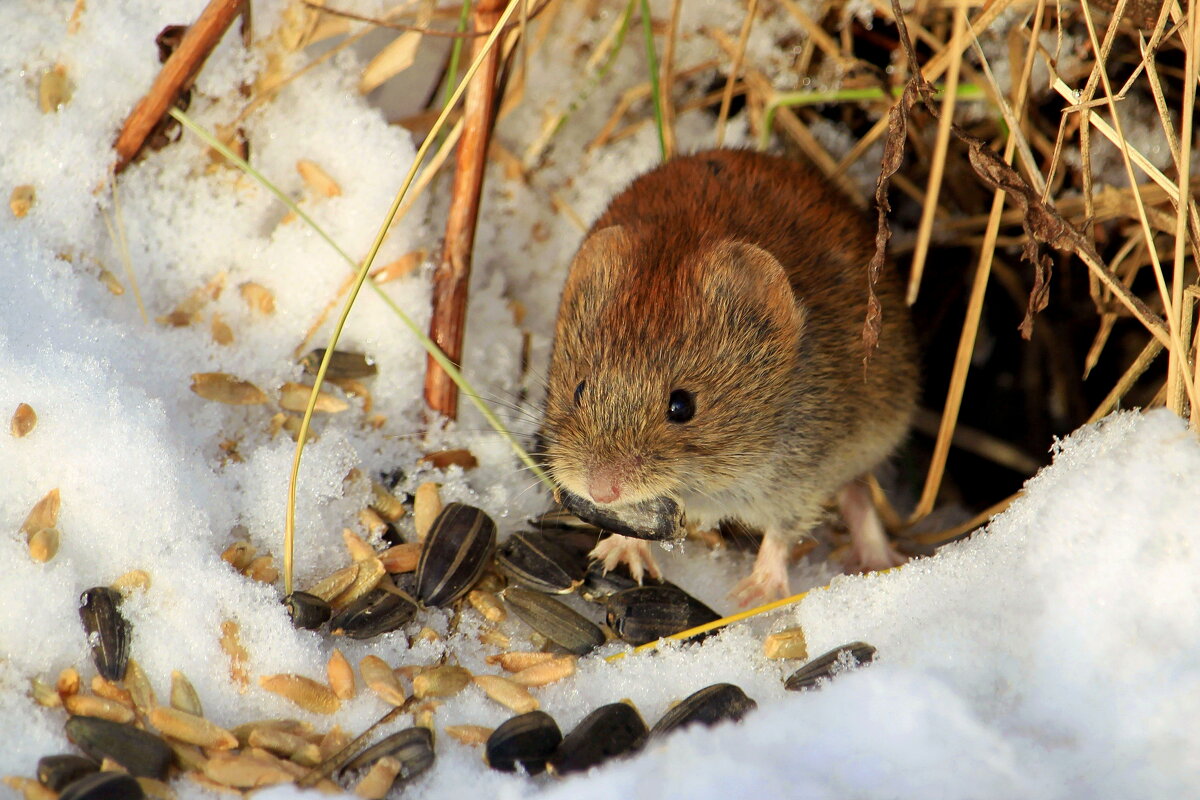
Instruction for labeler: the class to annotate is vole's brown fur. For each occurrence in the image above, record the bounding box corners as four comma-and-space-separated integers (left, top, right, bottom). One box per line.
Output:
540, 149, 918, 601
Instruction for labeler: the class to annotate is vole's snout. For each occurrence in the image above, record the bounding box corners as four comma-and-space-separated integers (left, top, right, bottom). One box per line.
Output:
584, 457, 643, 506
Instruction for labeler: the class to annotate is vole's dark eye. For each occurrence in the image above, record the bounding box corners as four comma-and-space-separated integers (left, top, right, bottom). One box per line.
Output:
573, 380, 586, 407
666, 389, 695, 423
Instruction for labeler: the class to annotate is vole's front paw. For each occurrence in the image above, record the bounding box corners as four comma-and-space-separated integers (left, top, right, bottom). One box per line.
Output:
589, 534, 663, 583
729, 534, 791, 606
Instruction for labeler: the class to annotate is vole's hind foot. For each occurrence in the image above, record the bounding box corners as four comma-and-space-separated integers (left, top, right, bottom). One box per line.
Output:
590, 534, 663, 583
729, 533, 791, 606
839, 479, 908, 573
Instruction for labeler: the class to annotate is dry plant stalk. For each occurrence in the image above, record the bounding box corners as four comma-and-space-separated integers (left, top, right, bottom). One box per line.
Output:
114, 0, 246, 170
424, 0, 510, 421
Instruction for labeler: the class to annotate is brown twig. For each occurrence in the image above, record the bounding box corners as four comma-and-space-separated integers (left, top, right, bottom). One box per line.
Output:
424, 0, 509, 421
113, 0, 246, 172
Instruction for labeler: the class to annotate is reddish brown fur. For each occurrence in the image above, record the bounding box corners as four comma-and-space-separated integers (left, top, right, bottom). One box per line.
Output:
540, 149, 917, 538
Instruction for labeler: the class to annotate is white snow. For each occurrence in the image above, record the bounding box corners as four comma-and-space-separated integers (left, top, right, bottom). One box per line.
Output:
1, 1, 1198, 799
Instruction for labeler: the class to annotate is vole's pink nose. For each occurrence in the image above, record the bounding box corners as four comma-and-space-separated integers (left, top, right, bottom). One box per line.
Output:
588, 472, 621, 504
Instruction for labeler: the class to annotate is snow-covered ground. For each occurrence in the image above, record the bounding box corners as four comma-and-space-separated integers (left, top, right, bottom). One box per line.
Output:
2, 1, 1198, 798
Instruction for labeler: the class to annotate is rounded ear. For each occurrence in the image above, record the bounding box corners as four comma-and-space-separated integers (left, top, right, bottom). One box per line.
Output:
702, 240, 806, 336
563, 225, 632, 296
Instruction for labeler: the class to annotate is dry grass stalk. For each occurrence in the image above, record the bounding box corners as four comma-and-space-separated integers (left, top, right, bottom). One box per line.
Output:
714, 0, 758, 148
906, 5, 966, 305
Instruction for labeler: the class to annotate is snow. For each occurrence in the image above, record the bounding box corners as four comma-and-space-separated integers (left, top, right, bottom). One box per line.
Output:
2, 1, 1199, 799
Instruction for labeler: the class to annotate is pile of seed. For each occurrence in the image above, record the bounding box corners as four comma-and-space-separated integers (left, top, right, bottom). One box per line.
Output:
8, 489, 876, 799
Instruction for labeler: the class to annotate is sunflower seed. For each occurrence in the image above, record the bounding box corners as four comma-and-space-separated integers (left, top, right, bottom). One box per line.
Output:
64, 716, 172, 779
328, 587, 416, 639
360, 655, 406, 706
341, 727, 434, 784
508, 656, 578, 687
528, 508, 602, 534
445, 725, 492, 745
579, 559, 664, 603
503, 588, 605, 656
548, 702, 647, 775
62, 694, 133, 724
258, 674, 341, 714
415, 503, 496, 607
484, 711, 562, 774
78, 587, 130, 682
284, 591, 332, 630
495, 531, 586, 594
412, 665, 470, 699
169, 670, 202, 716
328, 648, 356, 700
473, 674, 538, 714
300, 349, 377, 380
36, 754, 98, 792
11, 403, 37, 437
605, 584, 721, 646
649, 684, 757, 738
557, 490, 685, 541
763, 627, 808, 660
784, 642, 877, 691
58, 772, 144, 800
149, 707, 237, 749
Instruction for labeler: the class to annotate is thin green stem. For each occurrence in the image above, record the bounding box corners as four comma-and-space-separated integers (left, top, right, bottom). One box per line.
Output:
637, 0, 666, 161
757, 83, 988, 150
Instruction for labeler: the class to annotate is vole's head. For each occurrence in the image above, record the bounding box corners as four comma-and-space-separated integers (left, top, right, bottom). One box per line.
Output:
540, 225, 806, 512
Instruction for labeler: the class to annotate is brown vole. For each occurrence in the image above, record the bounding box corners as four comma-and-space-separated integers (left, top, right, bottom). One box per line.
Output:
539, 149, 918, 603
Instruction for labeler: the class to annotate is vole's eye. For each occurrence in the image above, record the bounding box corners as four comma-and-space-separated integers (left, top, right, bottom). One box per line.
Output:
666, 389, 695, 423
573, 380, 586, 406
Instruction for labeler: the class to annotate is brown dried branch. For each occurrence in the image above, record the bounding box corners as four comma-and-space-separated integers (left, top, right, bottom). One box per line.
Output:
424, 0, 510, 421
113, 0, 246, 172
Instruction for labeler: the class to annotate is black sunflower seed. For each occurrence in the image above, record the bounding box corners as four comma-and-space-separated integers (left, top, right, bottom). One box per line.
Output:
36, 754, 99, 792
557, 491, 685, 541
495, 531, 586, 594
548, 702, 647, 775
784, 642, 877, 691
284, 591, 331, 630
341, 726, 434, 784
503, 587, 606, 656
415, 503, 497, 607
605, 584, 721, 646
64, 716, 172, 780
58, 771, 144, 800
300, 348, 378, 379
328, 586, 417, 639
78, 587, 130, 682
649, 684, 757, 738
485, 711, 563, 774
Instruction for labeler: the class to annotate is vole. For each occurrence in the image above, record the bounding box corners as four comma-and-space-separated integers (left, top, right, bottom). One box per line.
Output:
538, 149, 918, 604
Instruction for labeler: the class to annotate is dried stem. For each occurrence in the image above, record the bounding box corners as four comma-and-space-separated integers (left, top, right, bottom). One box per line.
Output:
424, 0, 509, 421
113, 0, 245, 171
714, 0, 758, 147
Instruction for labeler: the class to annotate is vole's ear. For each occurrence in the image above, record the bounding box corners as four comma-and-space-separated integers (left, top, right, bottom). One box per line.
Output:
702, 240, 806, 338
563, 225, 632, 296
